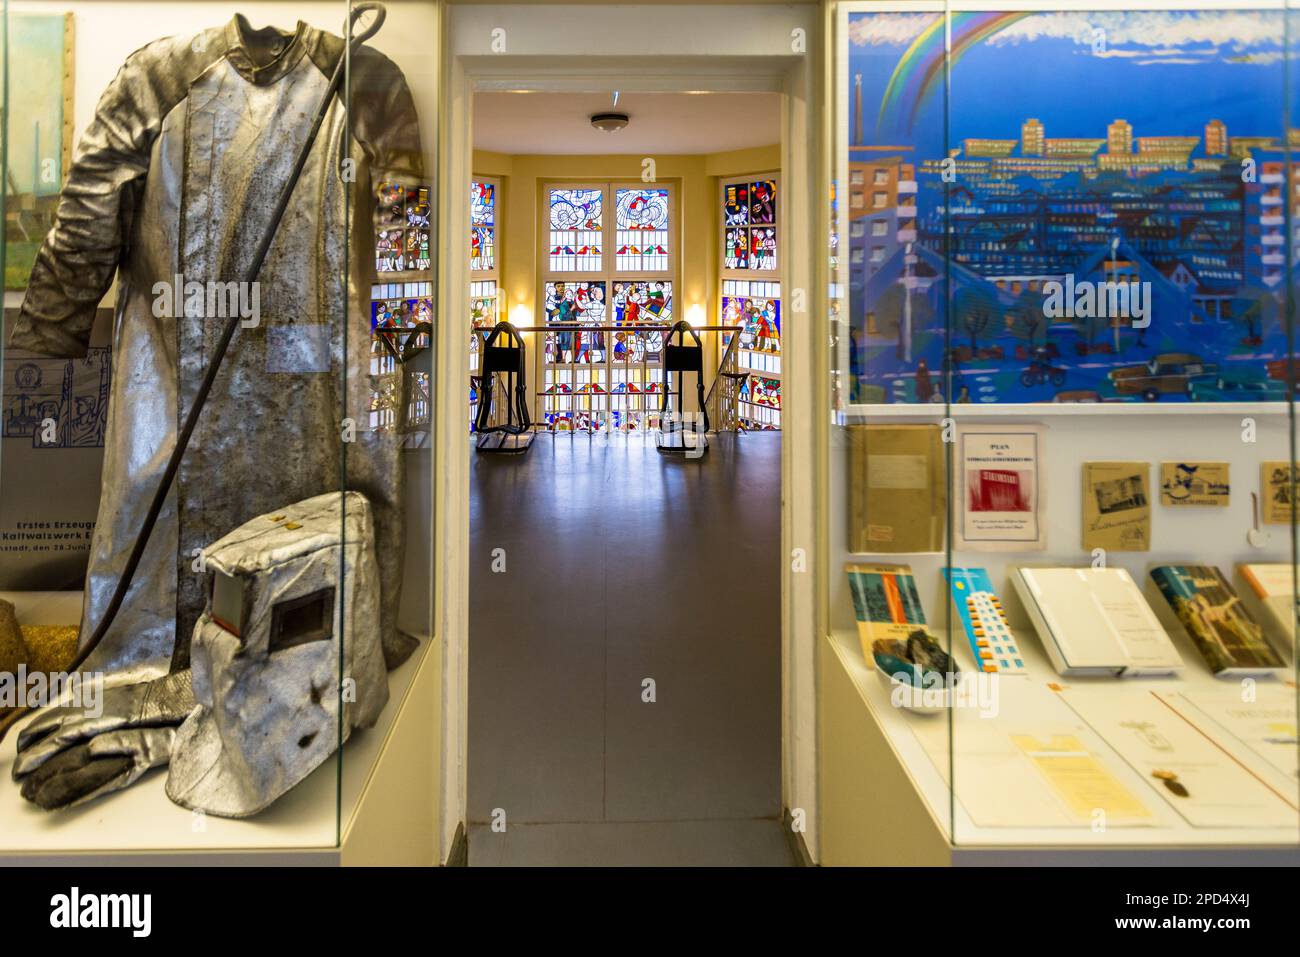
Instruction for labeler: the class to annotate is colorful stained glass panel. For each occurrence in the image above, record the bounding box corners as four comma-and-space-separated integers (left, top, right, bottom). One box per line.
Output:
749, 180, 776, 225
549, 188, 603, 271
471, 181, 495, 271
611, 280, 672, 325
615, 188, 670, 270
724, 182, 750, 226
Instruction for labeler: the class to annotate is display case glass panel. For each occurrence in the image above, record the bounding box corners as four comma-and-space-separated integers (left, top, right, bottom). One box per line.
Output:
828, 0, 1300, 859
0, 0, 438, 860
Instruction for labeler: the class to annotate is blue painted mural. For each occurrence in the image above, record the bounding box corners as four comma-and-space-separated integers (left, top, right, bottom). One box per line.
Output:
846, 9, 1296, 405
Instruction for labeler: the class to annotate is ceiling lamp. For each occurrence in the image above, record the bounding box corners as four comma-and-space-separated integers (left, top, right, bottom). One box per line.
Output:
590, 112, 629, 133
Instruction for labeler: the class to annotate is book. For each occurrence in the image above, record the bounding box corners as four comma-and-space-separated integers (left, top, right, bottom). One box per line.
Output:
1235, 563, 1296, 656
845, 562, 934, 660
848, 424, 945, 553
1149, 565, 1286, 677
943, 567, 1027, 675
1011, 566, 1182, 677
1082, 461, 1150, 552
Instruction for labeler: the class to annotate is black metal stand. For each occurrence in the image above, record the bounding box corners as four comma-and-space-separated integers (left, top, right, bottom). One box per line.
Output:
475, 321, 534, 455
656, 321, 709, 455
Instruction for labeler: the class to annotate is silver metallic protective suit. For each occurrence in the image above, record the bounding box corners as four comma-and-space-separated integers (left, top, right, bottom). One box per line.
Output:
166, 491, 387, 817
9, 15, 424, 680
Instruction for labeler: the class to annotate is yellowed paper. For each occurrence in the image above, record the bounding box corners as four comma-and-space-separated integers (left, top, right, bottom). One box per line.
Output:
848, 425, 945, 553
1083, 461, 1150, 551
1260, 461, 1299, 525
1011, 733, 1153, 824
1160, 461, 1229, 507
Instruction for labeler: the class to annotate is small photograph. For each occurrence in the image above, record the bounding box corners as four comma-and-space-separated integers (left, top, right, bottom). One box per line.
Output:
966, 468, 1033, 514
1095, 473, 1148, 514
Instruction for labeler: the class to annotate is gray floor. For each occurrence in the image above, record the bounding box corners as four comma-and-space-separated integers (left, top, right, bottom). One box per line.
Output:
468, 431, 786, 866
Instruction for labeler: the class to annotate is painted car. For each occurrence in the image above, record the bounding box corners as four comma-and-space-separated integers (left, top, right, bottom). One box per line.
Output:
1186, 370, 1289, 402
1108, 353, 1217, 400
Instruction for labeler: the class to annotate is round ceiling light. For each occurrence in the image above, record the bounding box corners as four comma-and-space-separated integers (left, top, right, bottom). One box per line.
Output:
590, 112, 629, 133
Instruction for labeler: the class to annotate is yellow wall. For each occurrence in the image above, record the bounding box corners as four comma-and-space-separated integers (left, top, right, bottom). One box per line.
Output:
473, 145, 779, 335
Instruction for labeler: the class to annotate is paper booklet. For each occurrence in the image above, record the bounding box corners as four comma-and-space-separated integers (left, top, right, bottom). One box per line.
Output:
845, 563, 934, 660
1235, 563, 1296, 657
1059, 690, 1298, 829
943, 567, 1027, 675
848, 425, 945, 554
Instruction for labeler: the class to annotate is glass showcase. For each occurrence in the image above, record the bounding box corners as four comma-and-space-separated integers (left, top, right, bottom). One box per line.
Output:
827, 0, 1300, 856
0, 0, 437, 856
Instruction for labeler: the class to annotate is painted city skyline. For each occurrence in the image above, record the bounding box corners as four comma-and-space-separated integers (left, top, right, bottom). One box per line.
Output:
846, 9, 1297, 405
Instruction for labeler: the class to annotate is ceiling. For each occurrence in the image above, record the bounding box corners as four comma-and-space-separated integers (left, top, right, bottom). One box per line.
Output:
473, 92, 781, 156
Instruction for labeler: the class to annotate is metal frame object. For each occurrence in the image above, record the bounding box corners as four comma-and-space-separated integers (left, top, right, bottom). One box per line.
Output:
474, 321, 535, 454
656, 320, 709, 455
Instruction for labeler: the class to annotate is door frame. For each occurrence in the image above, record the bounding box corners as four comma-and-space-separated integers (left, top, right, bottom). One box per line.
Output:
435, 2, 825, 862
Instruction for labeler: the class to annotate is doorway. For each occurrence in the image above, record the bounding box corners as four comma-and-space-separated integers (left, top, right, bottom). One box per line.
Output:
434, 1, 822, 867
465, 89, 787, 865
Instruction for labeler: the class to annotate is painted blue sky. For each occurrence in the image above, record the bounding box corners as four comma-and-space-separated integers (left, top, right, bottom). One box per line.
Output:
848, 10, 1291, 160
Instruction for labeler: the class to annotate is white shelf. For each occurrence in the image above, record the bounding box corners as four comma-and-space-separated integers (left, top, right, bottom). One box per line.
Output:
825, 625, 1300, 859
837, 402, 1293, 422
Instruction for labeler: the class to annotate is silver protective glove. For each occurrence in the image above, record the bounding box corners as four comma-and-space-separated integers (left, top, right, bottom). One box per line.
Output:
12, 670, 195, 810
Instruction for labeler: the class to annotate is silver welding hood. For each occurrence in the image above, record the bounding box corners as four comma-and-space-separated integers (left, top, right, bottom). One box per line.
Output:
165, 492, 388, 818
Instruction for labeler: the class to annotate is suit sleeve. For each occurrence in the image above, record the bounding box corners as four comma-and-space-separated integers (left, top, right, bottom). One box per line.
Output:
351, 49, 425, 185
11, 48, 176, 357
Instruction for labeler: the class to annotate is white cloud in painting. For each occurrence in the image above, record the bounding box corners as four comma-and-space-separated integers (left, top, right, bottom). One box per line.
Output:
986, 11, 1281, 56
848, 12, 934, 47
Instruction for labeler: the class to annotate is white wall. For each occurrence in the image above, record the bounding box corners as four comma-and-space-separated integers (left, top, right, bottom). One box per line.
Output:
10, 1, 438, 155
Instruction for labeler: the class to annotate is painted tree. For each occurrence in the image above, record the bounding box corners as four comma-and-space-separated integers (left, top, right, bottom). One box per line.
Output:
1238, 286, 1280, 346
1010, 287, 1046, 347
954, 285, 999, 355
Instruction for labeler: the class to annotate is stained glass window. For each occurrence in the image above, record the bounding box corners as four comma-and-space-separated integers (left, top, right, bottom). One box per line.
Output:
471, 180, 495, 271
540, 183, 675, 432
549, 188, 603, 272
615, 188, 670, 271
749, 180, 776, 225
544, 281, 607, 366
724, 182, 750, 226
369, 178, 432, 438
470, 279, 499, 329
611, 280, 672, 325
749, 227, 776, 270
721, 175, 781, 428
721, 178, 778, 273
470, 178, 501, 428
722, 279, 781, 376
739, 375, 781, 430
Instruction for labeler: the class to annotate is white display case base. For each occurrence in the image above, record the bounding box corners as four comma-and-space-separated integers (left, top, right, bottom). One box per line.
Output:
820, 630, 1300, 866
0, 591, 439, 866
